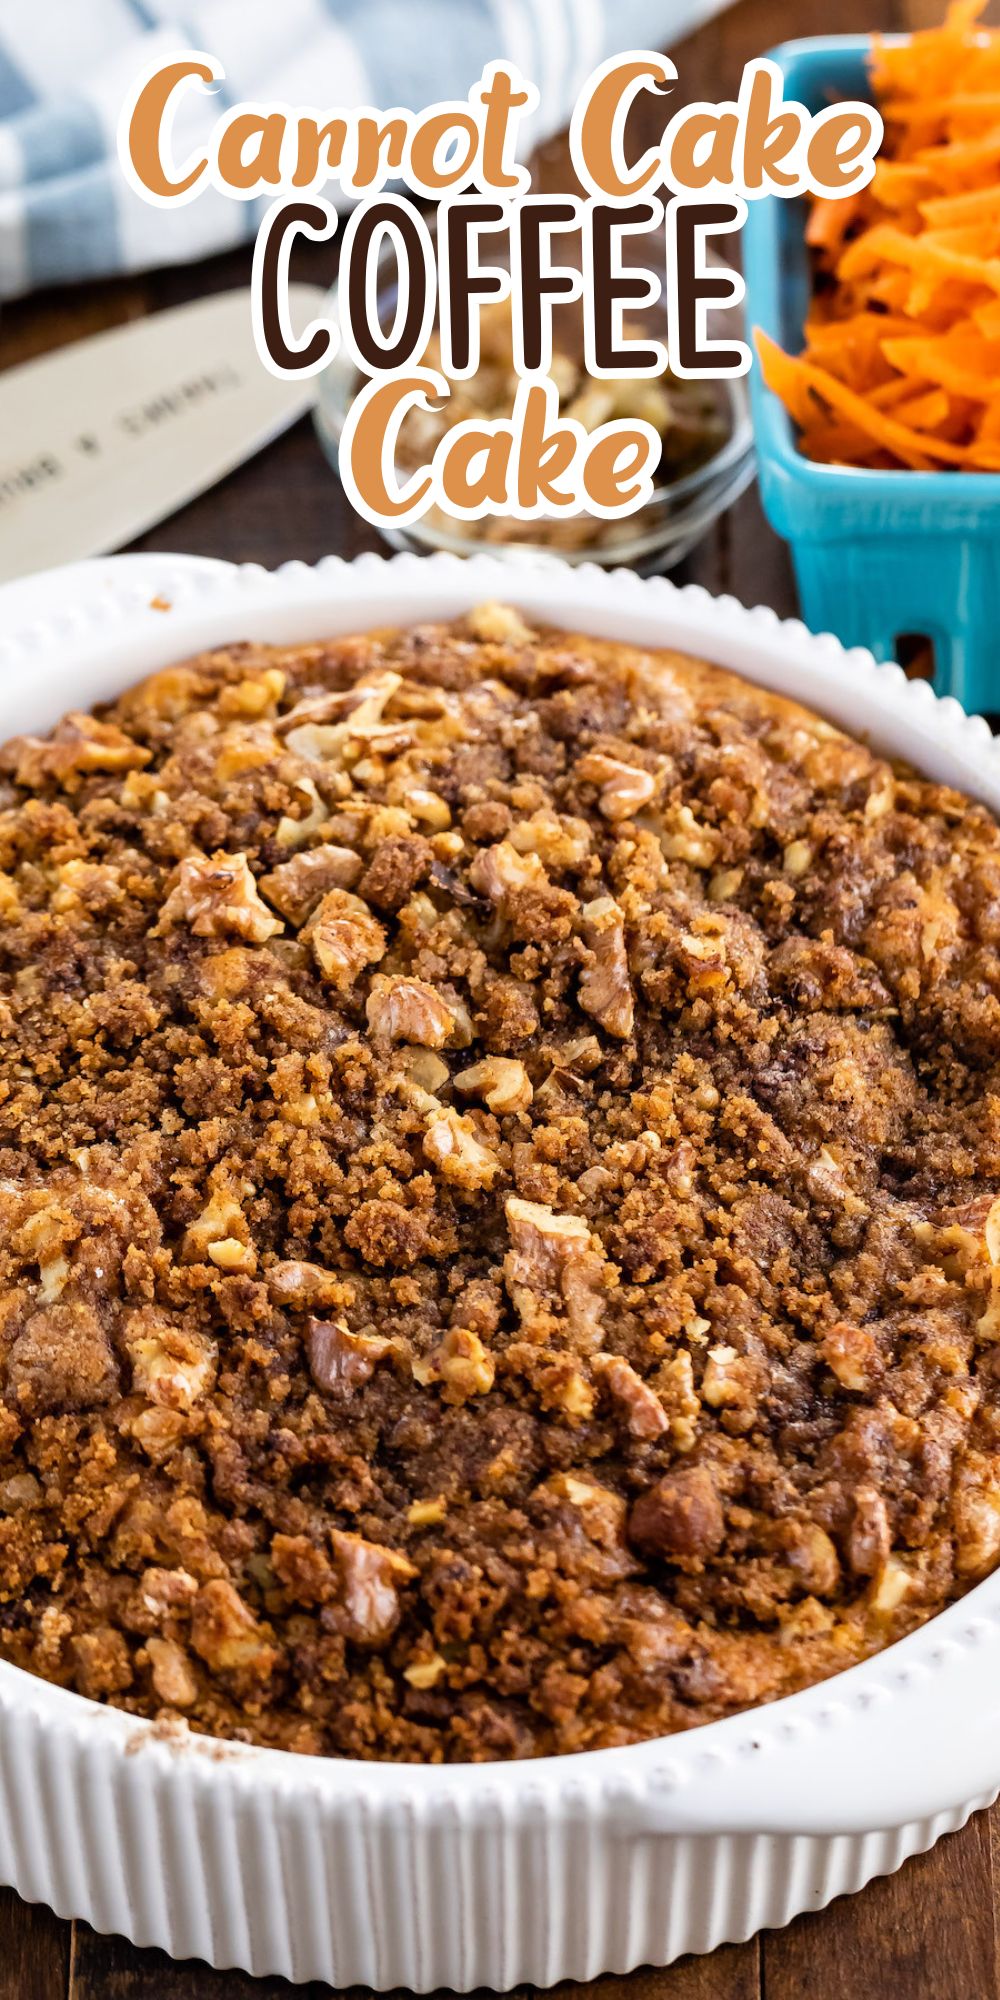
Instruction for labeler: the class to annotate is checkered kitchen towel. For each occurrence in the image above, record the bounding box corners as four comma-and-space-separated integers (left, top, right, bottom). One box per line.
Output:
0, 0, 732, 300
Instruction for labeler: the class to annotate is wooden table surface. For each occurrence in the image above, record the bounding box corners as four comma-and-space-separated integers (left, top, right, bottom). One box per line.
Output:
1, 0, 997, 1993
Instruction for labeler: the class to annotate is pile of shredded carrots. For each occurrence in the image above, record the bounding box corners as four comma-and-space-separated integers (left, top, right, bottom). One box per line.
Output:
756, 0, 1000, 471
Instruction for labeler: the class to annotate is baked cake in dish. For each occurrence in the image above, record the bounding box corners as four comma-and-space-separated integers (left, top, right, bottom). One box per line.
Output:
0, 602, 998, 1763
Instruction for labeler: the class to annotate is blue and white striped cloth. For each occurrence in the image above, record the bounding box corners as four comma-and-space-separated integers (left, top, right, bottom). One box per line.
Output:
0, 0, 728, 300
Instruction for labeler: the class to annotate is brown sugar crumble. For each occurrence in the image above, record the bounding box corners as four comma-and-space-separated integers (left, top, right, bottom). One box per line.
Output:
2, 603, 1000, 1762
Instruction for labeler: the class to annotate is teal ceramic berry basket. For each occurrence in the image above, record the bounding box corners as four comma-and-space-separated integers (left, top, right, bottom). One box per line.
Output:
743, 35, 1000, 714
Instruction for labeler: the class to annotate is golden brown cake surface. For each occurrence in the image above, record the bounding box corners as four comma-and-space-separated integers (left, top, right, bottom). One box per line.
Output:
1, 604, 999, 1761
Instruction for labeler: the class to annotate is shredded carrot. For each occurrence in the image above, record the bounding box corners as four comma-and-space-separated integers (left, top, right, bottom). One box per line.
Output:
757, 331, 1000, 469
755, 0, 1000, 472
920, 184, 1000, 227
881, 93, 1000, 123
806, 194, 862, 255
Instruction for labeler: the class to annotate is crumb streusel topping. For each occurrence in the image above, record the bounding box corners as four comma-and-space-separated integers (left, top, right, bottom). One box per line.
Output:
0, 603, 999, 1761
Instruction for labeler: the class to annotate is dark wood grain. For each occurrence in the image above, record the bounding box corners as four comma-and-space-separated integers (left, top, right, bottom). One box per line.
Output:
70, 1924, 325, 1999
3, 0, 1000, 1995
67, 1938, 763, 2000
0, 1888, 70, 2000
765, 1814, 998, 2000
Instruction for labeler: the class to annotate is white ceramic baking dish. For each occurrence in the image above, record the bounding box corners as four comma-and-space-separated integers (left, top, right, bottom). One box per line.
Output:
2, 549, 1000, 1990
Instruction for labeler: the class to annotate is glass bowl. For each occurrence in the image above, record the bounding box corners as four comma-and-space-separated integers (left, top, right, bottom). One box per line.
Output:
314, 232, 756, 573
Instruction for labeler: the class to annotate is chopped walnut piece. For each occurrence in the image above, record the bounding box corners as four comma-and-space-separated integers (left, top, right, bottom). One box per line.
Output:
404, 787, 452, 830
71, 1628, 133, 1700
806, 1147, 867, 1217
822, 1321, 877, 1394
218, 668, 286, 719
403, 1653, 447, 1688
38, 1253, 70, 1303
467, 601, 533, 644
277, 687, 372, 736
366, 975, 464, 1048
547, 1472, 629, 1544
116, 663, 208, 721
592, 1354, 669, 1439
181, 1182, 252, 1266
0, 872, 20, 923
578, 896, 634, 1038
504, 1195, 610, 1350
508, 810, 591, 869
0, 1472, 40, 1512
454, 1056, 532, 1114
50, 858, 126, 918
469, 839, 548, 907
213, 722, 281, 784
412, 1326, 496, 1402
845, 1483, 892, 1579
329, 1531, 417, 1647
284, 672, 407, 761
540, 1035, 603, 1097
629, 1465, 725, 1562
543, 1472, 640, 1581
652, 1351, 700, 1452
400, 1048, 450, 1094
146, 1636, 198, 1708
976, 1284, 1000, 1343
953, 1468, 1000, 1578
577, 751, 657, 821
314, 676, 400, 740
125, 1309, 216, 1410
870, 1556, 911, 1616
660, 803, 720, 869
307, 1319, 391, 1394
367, 805, 417, 843
276, 776, 328, 850
156, 850, 283, 944
266, 1259, 343, 1310
140, 1567, 199, 1621
709, 866, 744, 902
985, 1198, 1000, 1268
260, 844, 363, 923
190, 1580, 277, 1677
422, 1107, 499, 1190
677, 928, 729, 996
783, 839, 812, 878
701, 1344, 754, 1411
208, 1237, 257, 1274
783, 1522, 841, 1598
130, 1406, 187, 1462
5, 712, 150, 788
308, 889, 387, 990
530, 1350, 594, 1419
281, 669, 402, 733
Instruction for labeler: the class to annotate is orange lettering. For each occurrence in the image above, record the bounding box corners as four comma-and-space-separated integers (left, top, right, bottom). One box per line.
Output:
127, 57, 215, 199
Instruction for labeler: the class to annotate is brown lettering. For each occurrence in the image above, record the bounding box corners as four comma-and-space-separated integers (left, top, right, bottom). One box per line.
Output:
443, 202, 508, 372
255, 202, 336, 372
345, 202, 431, 370
591, 203, 661, 371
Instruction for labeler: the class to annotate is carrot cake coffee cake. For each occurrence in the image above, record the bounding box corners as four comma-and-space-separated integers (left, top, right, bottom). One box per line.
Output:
0, 604, 998, 1761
